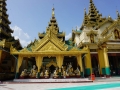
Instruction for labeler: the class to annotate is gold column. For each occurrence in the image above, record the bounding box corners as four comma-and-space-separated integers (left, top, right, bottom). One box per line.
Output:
15, 55, 23, 79
56, 55, 64, 77
103, 47, 110, 76
77, 54, 84, 77
98, 47, 110, 76
35, 56, 43, 78
85, 48, 92, 76
103, 48, 109, 67
97, 49, 105, 75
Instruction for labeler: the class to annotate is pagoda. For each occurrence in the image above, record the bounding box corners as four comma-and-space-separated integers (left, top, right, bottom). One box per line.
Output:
0, 0, 22, 80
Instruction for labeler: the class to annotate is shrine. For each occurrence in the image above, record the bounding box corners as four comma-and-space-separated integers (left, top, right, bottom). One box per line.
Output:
10, 7, 89, 79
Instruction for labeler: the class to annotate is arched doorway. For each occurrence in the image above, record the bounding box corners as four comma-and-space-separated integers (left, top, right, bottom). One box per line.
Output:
46, 60, 57, 74
49, 65, 56, 73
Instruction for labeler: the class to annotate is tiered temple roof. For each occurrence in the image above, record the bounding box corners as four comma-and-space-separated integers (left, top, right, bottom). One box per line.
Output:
17, 8, 83, 53
80, 0, 106, 30
0, 0, 22, 50
39, 7, 65, 41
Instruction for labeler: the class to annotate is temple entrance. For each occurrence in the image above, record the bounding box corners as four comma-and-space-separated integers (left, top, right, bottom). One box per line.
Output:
49, 65, 56, 73
91, 56, 99, 77
108, 55, 120, 76
46, 59, 57, 74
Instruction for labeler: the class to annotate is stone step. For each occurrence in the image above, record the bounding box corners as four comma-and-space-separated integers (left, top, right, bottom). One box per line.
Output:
13, 78, 93, 83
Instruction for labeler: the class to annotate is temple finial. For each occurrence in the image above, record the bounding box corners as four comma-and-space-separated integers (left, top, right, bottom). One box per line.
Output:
52, 4, 55, 17
117, 10, 119, 17
84, 8, 86, 15
90, 0, 93, 3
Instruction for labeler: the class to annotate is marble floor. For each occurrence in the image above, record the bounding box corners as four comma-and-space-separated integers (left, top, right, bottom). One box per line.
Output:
0, 81, 120, 90
1, 77, 120, 90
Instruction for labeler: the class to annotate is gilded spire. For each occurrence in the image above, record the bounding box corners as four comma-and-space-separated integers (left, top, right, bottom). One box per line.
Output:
84, 8, 87, 15
46, 6, 59, 34
117, 11, 120, 20
90, 0, 93, 3
88, 0, 103, 27
52, 6, 55, 17
80, 0, 105, 30
88, 0, 99, 20
83, 8, 88, 25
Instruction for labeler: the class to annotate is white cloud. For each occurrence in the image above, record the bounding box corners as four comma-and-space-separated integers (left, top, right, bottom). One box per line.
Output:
11, 26, 31, 47
65, 33, 72, 40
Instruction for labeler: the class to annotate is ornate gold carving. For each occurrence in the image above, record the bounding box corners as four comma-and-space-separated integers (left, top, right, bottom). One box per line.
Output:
10, 45, 18, 52
46, 60, 57, 68
114, 29, 120, 39
69, 47, 79, 51
97, 33, 112, 47
20, 48, 30, 52
86, 29, 98, 36
90, 34, 94, 43
0, 39, 5, 47
82, 46, 89, 51
97, 17, 113, 30
39, 41, 61, 51
101, 21, 120, 36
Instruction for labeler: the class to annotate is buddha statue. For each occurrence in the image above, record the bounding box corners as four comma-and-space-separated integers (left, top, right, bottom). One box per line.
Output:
74, 67, 81, 76
40, 71, 44, 77
68, 64, 75, 76
62, 70, 66, 78
66, 71, 69, 77
44, 70, 49, 78
29, 65, 37, 78
56, 67, 59, 74
53, 70, 58, 78
90, 34, 94, 43
20, 69, 27, 77
114, 30, 119, 39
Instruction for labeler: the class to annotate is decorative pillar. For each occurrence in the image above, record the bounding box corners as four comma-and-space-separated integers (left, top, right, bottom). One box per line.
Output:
56, 55, 64, 78
98, 47, 110, 76
35, 56, 43, 78
103, 47, 110, 76
84, 48, 92, 76
97, 49, 105, 76
77, 54, 84, 77
15, 55, 23, 79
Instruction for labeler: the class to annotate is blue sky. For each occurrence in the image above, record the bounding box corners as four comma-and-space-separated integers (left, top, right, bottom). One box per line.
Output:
6, 0, 120, 47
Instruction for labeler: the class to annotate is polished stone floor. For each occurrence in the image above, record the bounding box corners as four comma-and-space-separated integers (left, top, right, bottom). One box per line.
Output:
0, 82, 120, 90
1, 77, 120, 90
